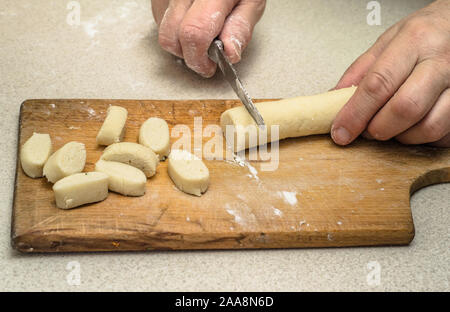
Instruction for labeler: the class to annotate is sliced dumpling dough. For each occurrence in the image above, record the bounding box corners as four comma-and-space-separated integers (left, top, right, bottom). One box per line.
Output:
20, 132, 52, 178
101, 142, 158, 178
220, 86, 357, 151
139, 117, 170, 159
53, 172, 109, 209
168, 149, 209, 196
95, 160, 146, 196
96, 106, 128, 146
43, 142, 86, 183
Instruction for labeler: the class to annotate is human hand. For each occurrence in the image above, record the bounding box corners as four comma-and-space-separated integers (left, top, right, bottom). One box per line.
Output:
152, 0, 266, 77
332, 0, 450, 147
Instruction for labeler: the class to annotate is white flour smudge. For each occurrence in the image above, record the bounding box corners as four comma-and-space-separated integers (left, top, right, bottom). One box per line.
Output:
273, 207, 283, 217
277, 191, 298, 205
226, 208, 243, 224
230, 153, 259, 181
211, 11, 222, 20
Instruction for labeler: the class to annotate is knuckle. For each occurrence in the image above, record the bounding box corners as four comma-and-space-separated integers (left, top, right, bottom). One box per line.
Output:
363, 70, 395, 99
391, 94, 424, 121
404, 17, 431, 40
423, 60, 449, 86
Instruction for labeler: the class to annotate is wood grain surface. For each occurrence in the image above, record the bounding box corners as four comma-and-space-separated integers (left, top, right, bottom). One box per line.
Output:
11, 99, 450, 252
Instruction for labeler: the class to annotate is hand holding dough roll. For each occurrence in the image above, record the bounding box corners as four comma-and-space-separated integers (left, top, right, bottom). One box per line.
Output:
96, 106, 128, 146
220, 86, 357, 151
20, 132, 52, 178
53, 172, 109, 209
43, 141, 86, 183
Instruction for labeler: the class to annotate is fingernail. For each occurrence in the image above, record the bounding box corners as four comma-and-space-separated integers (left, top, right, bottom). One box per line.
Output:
332, 127, 351, 145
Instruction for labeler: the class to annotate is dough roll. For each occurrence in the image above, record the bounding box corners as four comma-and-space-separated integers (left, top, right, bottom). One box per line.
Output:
220, 86, 357, 151
139, 117, 170, 159
96, 106, 128, 146
168, 149, 209, 197
101, 142, 158, 178
20, 132, 52, 178
95, 160, 147, 196
53, 172, 109, 209
43, 141, 86, 183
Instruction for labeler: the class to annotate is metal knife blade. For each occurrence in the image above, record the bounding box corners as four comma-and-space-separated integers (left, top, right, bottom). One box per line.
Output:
208, 39, 265, 126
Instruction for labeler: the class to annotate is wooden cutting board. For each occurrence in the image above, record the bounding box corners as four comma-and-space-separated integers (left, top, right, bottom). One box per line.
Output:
12, 99, 450, 252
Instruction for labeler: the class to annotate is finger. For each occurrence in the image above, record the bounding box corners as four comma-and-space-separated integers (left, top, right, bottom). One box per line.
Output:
367, 60, 448, 140
179, 0, 239, 77
219, 0, 266, 63
335, 24, 399, 90
152, 0, 170, 26
396, 88, 450, 145
158, 0, 193, 58
331, 32, 419, 146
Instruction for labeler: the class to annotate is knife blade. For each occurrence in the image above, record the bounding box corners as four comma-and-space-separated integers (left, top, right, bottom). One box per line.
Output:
208, 39, 265, 126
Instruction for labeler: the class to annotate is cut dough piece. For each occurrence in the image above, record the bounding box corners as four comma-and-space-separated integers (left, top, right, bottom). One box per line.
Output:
43, 142, 86, 183
95, 160, 146, 196
139, 117, 170, 159
101, 142, 158, 178
96, 106, 128, 146
20, 132, 52, 178
168, 149, 209, 196
220, 86, 357, 151
53, 172, 109, 209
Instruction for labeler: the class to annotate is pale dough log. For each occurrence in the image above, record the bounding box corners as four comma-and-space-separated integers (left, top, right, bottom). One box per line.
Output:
43, 142, 86, 183
53, 172, 109, 209
95, 160, 146, 196
20, 132, 52, 178
168, 149, 209, 196
220, 86, 357, 151
100, 142, 158, 177
139, 117, 170, 159
96, 106, 128, 146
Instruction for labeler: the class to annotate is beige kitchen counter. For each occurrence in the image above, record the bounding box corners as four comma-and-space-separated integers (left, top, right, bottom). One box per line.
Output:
0, 0, 448, 291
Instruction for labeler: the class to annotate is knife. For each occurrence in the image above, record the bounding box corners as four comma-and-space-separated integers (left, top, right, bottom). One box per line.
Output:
208, 39, 265, 126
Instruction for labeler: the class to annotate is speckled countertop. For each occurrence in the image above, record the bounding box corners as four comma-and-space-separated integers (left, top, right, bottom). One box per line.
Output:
1, 0, 448, 291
